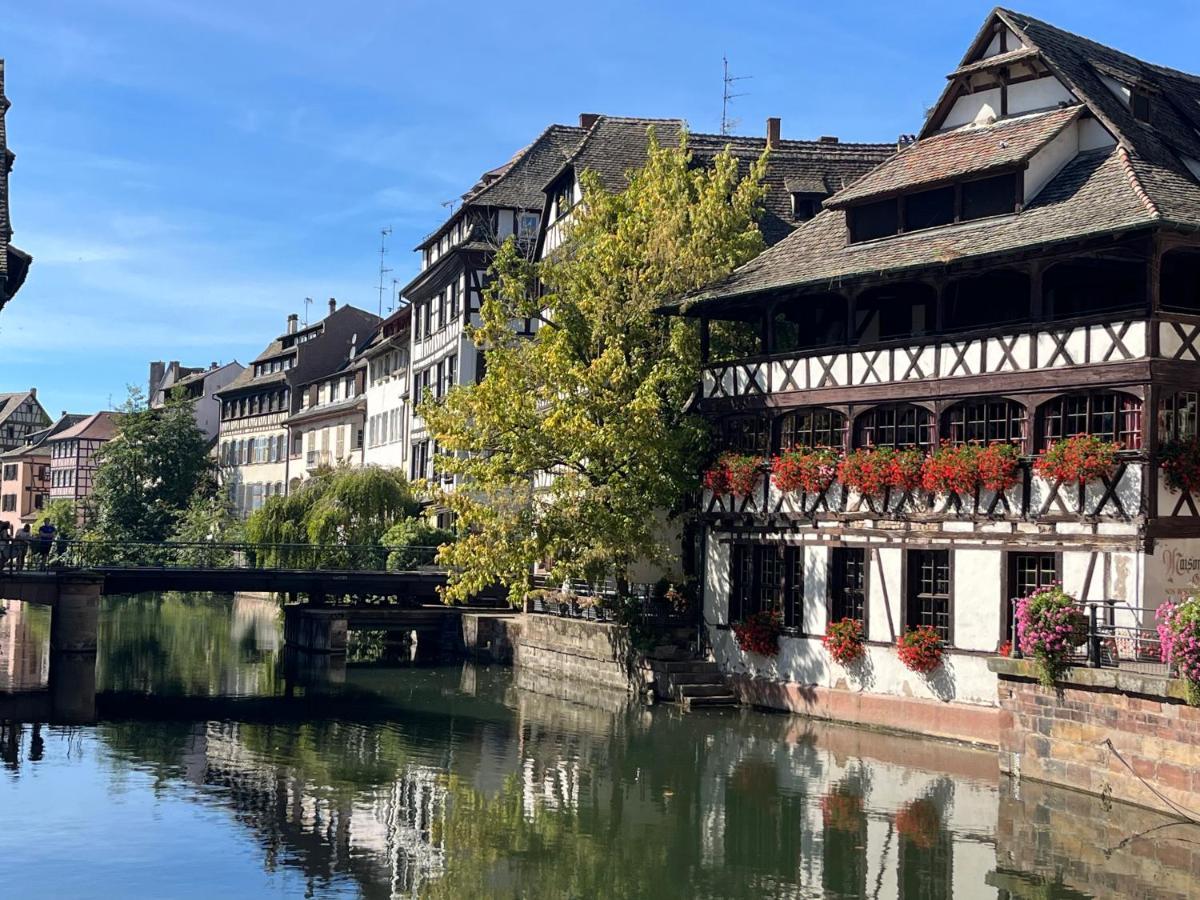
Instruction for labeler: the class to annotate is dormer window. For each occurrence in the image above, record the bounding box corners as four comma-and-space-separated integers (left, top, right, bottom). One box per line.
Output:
1130, 87, 1151, 123
847, 172, 1018, 243
518, 212, 540, 237
790, 192, 825, 223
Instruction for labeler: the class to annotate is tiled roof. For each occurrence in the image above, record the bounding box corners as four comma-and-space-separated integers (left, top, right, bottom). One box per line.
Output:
0, 391, 32, 425
827, 106, 1081, 207
284, 395, 365, 426
553, 116, 893, 247
49, 411, 116, 443
2, 413, 87, 457
677, 146, 1156, 309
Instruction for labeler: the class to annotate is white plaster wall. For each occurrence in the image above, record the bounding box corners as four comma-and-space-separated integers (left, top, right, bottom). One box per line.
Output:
1079, 117, 1117, 151
1024, 121, 1079, 203
867, 548, 902, 644
954, 549, 1002, 651
943, 87, 1001, 129
1008, 76, 1074, 113
981, 27, 1022, 58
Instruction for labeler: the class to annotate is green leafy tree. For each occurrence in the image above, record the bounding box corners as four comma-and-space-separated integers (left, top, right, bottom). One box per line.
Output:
422, 130, 767, 602
245, 466, 419, 568
168, 492, 245, 566
382, 515, 457, 569
87, 387, 215, 556
34, 498, 78, 537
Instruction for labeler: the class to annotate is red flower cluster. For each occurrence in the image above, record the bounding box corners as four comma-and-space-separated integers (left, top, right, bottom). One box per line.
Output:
1034, 434, 1119, 484
838, 448, 924, 496
823, 617, 865, 666
897, 626, 943, 674
894, 798, 941, 849
771, 448, 840, 494
1161, 439, 1200, 494
702, 453, 763, 496
920, 443, 1022, 494
731, 609, 783, 657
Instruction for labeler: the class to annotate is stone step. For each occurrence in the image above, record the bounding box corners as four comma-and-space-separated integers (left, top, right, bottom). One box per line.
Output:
677, 683, 736, 698
682, 694, 739, 710
647, 644, 691, 661
656, 660, 721, 674
666, 671, 727, 686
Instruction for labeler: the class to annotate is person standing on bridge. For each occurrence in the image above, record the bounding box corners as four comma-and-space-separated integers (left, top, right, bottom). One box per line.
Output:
35, 520, 55, 570
13, 524, 33, 571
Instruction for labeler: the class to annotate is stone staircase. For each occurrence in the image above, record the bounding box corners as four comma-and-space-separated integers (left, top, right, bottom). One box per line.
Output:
647, 646, 739, 710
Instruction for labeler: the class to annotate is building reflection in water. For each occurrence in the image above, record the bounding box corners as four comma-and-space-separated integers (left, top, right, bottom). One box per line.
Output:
5, 593, 1200, 897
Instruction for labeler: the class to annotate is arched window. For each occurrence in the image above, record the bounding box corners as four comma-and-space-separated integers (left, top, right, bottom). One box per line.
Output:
854, 405, 934, 450
1038, 392, 1142, 450
720, 416, 770, 454
942, 399, 1026, 446
779, 408, 846, 450
1160, 391, 1199, 442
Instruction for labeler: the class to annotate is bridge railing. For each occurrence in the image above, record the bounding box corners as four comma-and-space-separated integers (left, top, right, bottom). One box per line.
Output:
0, 538, 447, 572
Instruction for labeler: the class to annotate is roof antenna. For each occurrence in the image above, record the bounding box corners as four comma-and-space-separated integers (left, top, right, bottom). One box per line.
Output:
303, 296, 313, 327
721, 55, 752, 136
376, 226, 392, 317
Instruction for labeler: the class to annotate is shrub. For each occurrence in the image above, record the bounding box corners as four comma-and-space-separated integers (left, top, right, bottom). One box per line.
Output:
1034, 434, 1119, 484
897, 626, 943, 674
823, 617, 865, 666
731, 609, 783, 657
383, 516, 456, 569
1015, 583, 1087, 688
1160, 439, 1200, 494
771, 448, 841, 494
1156, 594, 1200, 706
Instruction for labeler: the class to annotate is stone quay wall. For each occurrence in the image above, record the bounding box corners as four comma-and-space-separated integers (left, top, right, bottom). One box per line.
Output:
513, 614, 644, 695
991, 657, 1200, 814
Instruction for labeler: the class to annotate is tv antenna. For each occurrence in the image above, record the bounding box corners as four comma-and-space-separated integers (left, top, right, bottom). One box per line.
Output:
303, 296, 313, 326
390, 277, 401, 314
441, 198, 459, 214
376, 226, 392, 317
721, 56, 752, 136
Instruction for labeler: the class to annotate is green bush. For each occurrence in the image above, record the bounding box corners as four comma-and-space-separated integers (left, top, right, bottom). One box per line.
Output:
383, 516, 456, 569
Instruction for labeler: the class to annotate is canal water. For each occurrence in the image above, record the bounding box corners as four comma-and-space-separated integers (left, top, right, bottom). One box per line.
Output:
1, 593, 1199, 899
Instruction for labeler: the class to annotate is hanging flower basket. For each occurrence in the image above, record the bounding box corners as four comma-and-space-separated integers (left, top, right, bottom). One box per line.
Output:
1161, 439, 1200, 494
920, 445, 980, 495
731, 609, 783, 657
838, 448, 892, 496
897, 625, 943, 674
1015, 584, 1087, 688
823, 617, 866, 666
702, 453, 763, 496
771, 448, 841, 494
885, 449, 925, 492
977, 443, 1022, 492
1156, 595, 1200, 706
1034, 434, 1119, 484
895, 798, 941, 849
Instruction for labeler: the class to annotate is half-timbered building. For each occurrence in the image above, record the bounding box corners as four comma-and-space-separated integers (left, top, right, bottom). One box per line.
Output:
47, 411, 116, 518
0, 389, 50, 452
669, 8, 1200, 733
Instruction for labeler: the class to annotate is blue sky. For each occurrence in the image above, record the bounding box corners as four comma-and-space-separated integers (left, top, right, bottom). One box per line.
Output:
2, 0, 1198, 414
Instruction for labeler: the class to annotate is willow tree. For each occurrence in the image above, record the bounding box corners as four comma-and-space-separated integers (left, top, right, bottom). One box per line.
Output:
422, 131, 767, 602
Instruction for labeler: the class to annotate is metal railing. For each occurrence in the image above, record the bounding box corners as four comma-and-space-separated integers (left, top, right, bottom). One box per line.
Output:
0, 538, 446, 573
525, 575, 696, 627
1008, 600, 1168, 676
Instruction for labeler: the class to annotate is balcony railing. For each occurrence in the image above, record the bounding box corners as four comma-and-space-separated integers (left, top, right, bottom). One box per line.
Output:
1007, 601, 1167, 676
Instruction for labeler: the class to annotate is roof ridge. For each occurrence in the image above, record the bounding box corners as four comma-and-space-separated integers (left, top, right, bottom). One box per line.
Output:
1115, 146, 1161, 219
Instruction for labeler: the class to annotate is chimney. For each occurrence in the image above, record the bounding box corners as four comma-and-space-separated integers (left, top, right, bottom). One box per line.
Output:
287, 313, 298, 335
579, 113, 600, 130
149, 361, 165, 396
29, 387, 36, 400
328, 298, 337, 317
766, 117, 781, 149
210, 361, 218, 370
818, 135, 839, 144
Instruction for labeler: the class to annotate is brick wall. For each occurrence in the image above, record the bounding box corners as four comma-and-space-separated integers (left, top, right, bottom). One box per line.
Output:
992, 658, 1200, 813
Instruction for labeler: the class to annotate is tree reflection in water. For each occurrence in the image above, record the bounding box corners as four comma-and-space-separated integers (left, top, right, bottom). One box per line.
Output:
3, 593, 1200, 898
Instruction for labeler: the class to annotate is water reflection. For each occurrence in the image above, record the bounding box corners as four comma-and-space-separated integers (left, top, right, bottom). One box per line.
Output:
1, 594, 1200, 898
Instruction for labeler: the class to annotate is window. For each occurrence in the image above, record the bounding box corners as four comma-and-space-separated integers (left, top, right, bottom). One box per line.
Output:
906, 549, 951, 644
411, 440, 430, 480
553, 181, 575, 219
446, 353, 457, 391
1039, 392, 1142, 450
943, 399, 1026, 446
830, 548, 867, 625
329, 379, 339, 403
904, 186, 955, 231
961, 173, 1018, 221
1, 494, 14, 512
855, 282, 934, 343
721, 416, 770, 454
854, 405, 934, 450
414, 303, 424, 341
1160, 391, 1199, 442
519, 212, 540, 238
2, 464, 16, 481
772, 293, 846, 352
942, 269, 1030, 331
1005, 552, 1057, 643
779, 409, 845, 450
1161, 250, 1200, 314
34, 493, 44, 511
848, 198, 899, 243
1044, 258, 1145, 319
1130, 87, 1151, 123
790, 192, 823, 222
449, 281, 460, 320
729, 543, 804, 630
353, 427, 363, 451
